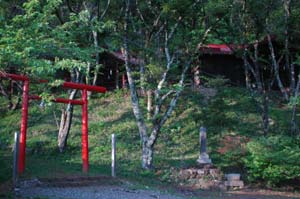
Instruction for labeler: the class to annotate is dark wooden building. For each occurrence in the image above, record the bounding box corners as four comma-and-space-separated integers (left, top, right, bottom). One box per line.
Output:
197, 44, 244, 86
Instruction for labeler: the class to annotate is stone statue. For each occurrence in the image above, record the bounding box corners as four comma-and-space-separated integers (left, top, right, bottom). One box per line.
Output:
197, 127, 212, 164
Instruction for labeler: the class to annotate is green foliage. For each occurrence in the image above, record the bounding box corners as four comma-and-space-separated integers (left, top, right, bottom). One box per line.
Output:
195, 86, 253, 129
245, 136, 300, 186
55, 58, 88, 74
0, 0, 116, 81
201, 75, 229, 88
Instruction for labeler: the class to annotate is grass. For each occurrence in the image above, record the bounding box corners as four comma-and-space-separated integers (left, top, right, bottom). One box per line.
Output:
0, 86, 297, 196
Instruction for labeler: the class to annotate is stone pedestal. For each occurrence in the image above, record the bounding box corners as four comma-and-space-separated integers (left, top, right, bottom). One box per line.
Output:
196, 153, 212, 165
224, 173, 244, 189
224, 180, 244, 187
196, 127, 212, 165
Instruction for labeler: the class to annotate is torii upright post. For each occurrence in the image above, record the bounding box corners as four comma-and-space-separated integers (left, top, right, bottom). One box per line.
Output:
81, 89, 89, 173
19, 80, 29, 174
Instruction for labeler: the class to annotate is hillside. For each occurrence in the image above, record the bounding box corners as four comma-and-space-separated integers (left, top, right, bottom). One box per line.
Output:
0, 87, 299, 191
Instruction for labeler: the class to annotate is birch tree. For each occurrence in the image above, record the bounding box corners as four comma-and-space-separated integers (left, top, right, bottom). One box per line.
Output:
122, 0, 218, 169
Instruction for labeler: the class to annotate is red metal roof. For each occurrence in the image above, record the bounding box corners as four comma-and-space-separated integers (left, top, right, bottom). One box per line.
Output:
110, 44, 238, 61
200, 44, 235, 55
111, 51, 144, 65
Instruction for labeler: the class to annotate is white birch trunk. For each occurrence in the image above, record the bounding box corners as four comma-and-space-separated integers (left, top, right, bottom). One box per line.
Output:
267, 34, 289, 101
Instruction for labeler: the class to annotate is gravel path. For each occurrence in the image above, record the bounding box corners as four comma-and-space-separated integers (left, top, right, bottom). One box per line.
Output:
20, 185, 186, 199
17, 178, 300, 199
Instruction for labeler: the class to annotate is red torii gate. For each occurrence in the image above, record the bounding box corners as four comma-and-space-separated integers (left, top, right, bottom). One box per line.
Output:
0, 72, 106, 174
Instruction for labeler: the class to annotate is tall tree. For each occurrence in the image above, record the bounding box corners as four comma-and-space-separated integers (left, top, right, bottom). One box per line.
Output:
0, 0, 115, 151
122, 0, 219, 169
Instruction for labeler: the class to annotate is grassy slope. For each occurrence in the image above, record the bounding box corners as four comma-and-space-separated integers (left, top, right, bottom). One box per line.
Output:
0, 87, 292, 186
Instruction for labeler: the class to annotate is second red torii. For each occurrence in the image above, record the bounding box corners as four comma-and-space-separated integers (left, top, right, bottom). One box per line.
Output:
0, 72, 106, 174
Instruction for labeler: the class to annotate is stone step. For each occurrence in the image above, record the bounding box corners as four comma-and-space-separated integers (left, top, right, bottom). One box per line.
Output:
224, 180, 244, 188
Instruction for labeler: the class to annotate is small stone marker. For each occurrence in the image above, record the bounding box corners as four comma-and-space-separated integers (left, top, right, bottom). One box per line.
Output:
224, 173, 244, 189
111, 134, 116, 177
13, 132, 20, 197
197, 127, 212, 165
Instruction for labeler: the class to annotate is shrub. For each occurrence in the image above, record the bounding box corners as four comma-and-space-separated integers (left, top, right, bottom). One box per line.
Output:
201, 75, 229, 88
245, 136, 300, 187
212, 135, 249, 173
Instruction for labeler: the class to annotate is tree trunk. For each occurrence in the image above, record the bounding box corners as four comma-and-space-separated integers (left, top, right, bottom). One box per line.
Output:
87, 30, 101, 97
57, 106, 73, 152
192, 65, 200, 90
244, 48, 270, 135
243, 52, 251, 89
11, 96, 20, 110
57, 89, 78, 152
92, 64, 101, 86
115, 66, 119, 89
141, 125, 160, 169
122, 74, 127, 89
8, 80, 13, 109
142, 141, 154, 169
147, 89, 152, 119
86, 62, 92, 97
282, 0, 294, 95
290, 60, 295, 94
140, 63, 146, 95
267, 34, 289, 101
291, 73, 300, 135
123, 0, 150, 169
253, 43, 263, 91
57, 68, 80, 152
262, 92, 269, 136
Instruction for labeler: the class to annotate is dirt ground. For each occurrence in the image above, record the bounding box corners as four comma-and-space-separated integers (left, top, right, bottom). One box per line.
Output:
1, 177, 300, 199
177, 187, 300, 199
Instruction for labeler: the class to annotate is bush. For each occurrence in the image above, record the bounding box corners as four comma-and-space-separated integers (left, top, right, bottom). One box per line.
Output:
245, 136, 300, 187
201, 75, 229, 88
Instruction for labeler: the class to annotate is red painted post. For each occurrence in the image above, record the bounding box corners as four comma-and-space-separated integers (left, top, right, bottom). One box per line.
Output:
18, 80, 29, 174
82, 89, 89, 172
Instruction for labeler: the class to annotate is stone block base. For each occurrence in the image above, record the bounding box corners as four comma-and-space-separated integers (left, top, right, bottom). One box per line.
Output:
173, 167, 224, 190
196, 153, 212, 164
225, 180, 244, 188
